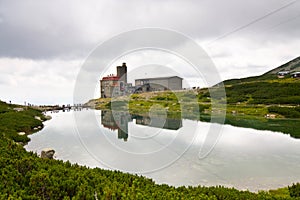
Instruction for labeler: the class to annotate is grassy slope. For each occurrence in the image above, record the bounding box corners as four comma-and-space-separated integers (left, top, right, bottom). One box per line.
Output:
219, 59, 300, 137
1, 100, 299, 199
223, 56, 300, 105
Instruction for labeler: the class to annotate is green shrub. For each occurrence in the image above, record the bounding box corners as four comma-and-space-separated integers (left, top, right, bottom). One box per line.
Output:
289, 183, 300, 197
268, 106, 300, 118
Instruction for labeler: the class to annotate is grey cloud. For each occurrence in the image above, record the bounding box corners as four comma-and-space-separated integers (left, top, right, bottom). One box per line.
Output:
0, 0, 299, 59
0, 0, 299, 105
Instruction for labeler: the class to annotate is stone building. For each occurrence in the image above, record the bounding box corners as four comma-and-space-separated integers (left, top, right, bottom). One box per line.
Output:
100, 63, 128, 98
135, 76, 182, 92
101, 63, 183, 97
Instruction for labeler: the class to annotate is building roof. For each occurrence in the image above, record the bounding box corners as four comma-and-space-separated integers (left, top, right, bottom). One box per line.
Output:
102, 76, 119, 81
135, 76, 183, 81
291, 72, 300, 75
102, 124, 118, 130
277, 71, 290, 74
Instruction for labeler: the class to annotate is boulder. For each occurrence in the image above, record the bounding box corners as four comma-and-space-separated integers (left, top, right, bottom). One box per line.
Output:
41, 148, 55, 159
13, 107, 24, 112
265, 114, 276, 119
45, 115, 52, 120
34, 116, 42, 121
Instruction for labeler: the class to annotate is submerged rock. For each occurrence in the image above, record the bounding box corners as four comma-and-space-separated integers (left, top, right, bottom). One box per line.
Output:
41, 148, 55, 159
45, 115, 52, 120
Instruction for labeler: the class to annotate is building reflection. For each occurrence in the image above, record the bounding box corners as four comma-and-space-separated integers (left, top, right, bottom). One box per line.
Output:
101, 110, 182, 141
101, 110, 131, 141
133, 115, 182, 130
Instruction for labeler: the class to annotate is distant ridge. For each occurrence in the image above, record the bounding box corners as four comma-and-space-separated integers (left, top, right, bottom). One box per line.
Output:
265, 56, 300, 75
222, 56, 300, 86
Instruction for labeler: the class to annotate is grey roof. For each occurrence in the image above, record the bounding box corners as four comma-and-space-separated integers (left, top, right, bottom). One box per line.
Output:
135, 76, 183, 81
277, 71, 290, 73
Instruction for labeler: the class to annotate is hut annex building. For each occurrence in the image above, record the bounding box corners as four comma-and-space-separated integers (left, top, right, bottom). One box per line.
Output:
100, 63, 183, 98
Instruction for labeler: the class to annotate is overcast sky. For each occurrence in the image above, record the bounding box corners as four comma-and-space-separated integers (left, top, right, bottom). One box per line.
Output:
0, 0, 299, 105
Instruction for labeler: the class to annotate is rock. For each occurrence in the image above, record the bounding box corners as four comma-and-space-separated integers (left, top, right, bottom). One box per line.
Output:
41, 148, 55, 159
270, 114, 276, 118
265, 114, 276, 119
13, 107, 24, 112
34, 116, 42, 121
18, 132, 26, 135
45, 115, 52, 120
204, 109, 210, 114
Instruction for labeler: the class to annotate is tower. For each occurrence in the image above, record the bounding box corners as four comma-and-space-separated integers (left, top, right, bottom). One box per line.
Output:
117, 62, 127, 83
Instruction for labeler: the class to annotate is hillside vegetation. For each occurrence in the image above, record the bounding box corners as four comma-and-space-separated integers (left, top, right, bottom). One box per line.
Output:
266, 56, 300, 74
222, 56, 300, 104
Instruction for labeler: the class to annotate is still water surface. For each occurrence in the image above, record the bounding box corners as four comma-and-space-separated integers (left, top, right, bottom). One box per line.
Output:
25, 110, 300, 191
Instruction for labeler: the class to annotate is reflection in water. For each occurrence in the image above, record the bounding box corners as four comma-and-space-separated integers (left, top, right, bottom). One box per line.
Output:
101, 110, 182, 141
101, 110, 132, 141
25, 110, 300, 191
134, 115, 182, 130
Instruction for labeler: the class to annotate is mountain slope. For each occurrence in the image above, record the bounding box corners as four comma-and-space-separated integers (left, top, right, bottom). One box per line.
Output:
218, 56, 300, 105
265, 56, 300, 75
223, 56, 300, 86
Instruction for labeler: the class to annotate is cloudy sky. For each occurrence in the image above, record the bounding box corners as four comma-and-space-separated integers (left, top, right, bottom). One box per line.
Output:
0, 0, 299, 105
